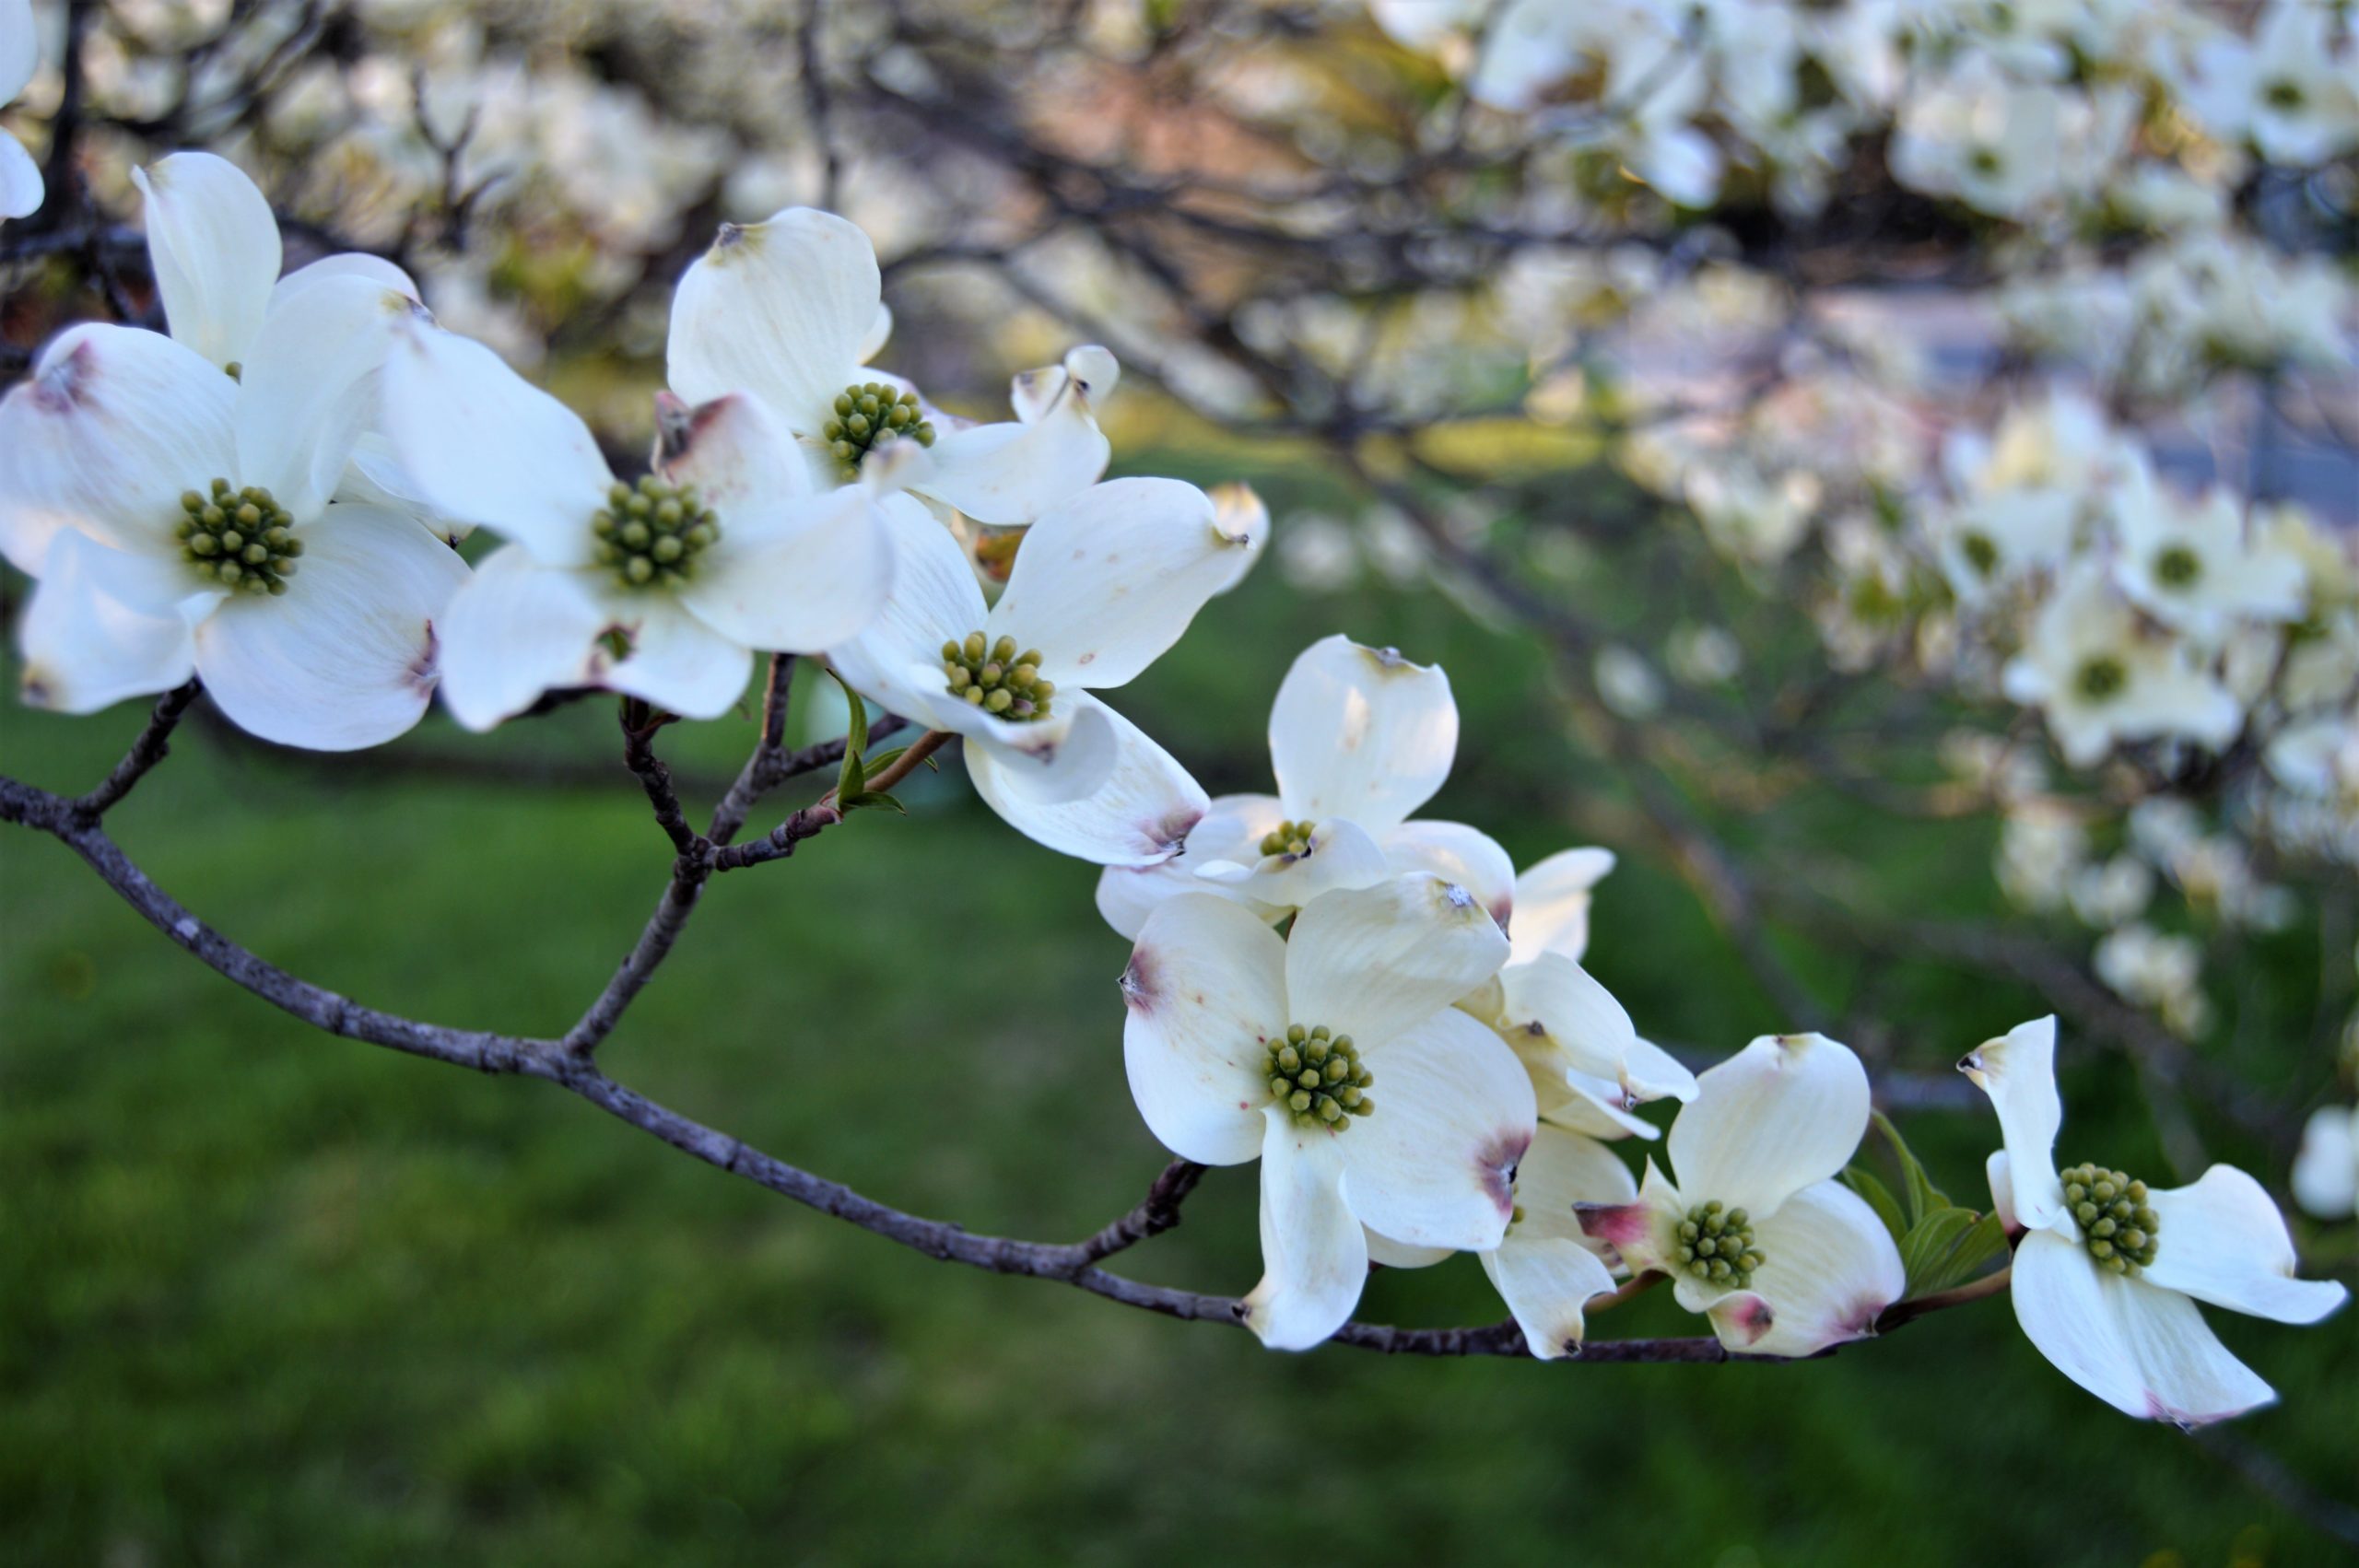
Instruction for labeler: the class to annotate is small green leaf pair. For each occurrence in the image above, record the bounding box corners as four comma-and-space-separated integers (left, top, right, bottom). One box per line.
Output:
827, 668, 921, 815
1843, 1111, 2008, 1301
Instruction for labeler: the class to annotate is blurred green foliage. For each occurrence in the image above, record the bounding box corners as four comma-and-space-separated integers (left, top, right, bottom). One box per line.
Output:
2, 457, 2351, 1566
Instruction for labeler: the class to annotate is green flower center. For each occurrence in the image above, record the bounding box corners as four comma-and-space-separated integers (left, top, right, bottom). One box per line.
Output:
2154, 544, 2202, 588
823, 381, 936, 475
1960, 530, 2000, 578
1257, 819, 1318, 860
2075, 655, 2128, 702
2263, 78, 2305, 111
1675, 1199, 1762, 1289
1967, 146, 2004, 178
2060, 1162, 2159, 1275
592, 477, 721, 591
177, 479, 301, 595
943, 632, 1056, 721
1263, 1023, 1375, 1131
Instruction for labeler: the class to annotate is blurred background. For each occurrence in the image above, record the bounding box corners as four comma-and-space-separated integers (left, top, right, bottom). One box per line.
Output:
4, 2, 2355, 1563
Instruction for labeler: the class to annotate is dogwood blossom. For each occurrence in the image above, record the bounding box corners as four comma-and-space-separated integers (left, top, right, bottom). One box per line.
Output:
1121, 877, 1531, 1349
666, 206, 1114, 525
1, 0, 40, 219
827, 473, 1252, 867
1095, 636, 1505, 936
0, 263, 465, 747
2189, 0, 2359, 167
2108, 471, 2306, 640
1487, 953, 1697, 1141
1961, 1016, 2347, 1423
1579, 1032, 1907, 1356
2001, 567, 2242, 767
2291, 1104, 2358, 1223
381, 316, 895, 729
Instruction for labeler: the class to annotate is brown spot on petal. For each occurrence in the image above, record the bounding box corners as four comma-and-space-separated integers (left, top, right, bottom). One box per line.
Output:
1477, 1129, 1531, 1217
405, 622, 441, 697
1725, 1294, 1776, 1343
1141, 804, 1204, 863
1121, 947, 1160, 1013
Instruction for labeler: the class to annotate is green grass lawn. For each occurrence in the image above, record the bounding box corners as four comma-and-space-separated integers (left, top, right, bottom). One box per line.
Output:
3, 539, 2352, 1566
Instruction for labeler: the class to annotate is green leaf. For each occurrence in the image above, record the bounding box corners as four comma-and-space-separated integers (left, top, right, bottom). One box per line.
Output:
1898, 1206, 2008, 1300
1873, 1110, 1951, 1226
1841, 1164, 1907, 1246
839, 790, 905, 816
823, 667, 870, 802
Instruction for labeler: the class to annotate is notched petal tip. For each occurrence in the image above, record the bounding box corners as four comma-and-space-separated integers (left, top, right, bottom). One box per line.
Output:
710, 220, 751, 255
1121, 946, 1161, 1013
1479, 1129, 1532, 1218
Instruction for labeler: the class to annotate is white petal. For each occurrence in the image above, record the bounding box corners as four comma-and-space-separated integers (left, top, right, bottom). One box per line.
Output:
1509, 846, 1616, 965
1285, 872, 1510, 1052
966, 692, 1207, 867
1337, 1008, 1534, 1250
0, 0, 35, 102
1483, 1237, 1618, 1360
651, 388, 812, 510
234, 273, 425, 521
1269, 636, 1456, 837
855, 301, 893, 364
433, 546, 616, 731
1243, 1112, 1368, 1351
1668, 1033, 1872, 1218
918, 367, 1109, 526
0, 323, 237, 570
666, 208, 879, 436
1723, 1179, 1907, 1358
194, 504, 466, 750
0, 128, 40, 221
1622, 1036, 1698, 1104
1197, 814, 1393, 915
18, 529, 199, 714
1957, 1015, 2067, 1232
381, 320, 613, 567
269, 252, 419, 309
1093, 793, 1284, 940
1121, 894, 1290, 1165
825, 495, 988, 720
2141, 1165, 2348, 1325
605, 595, 754, 720
986, 477, 1248, 691
2012, 1229, 2276, 1426
1986, 1150, 2020, 1234
134, 152, 282, 371
1498, 953, 1639, 1083
2290, 1106, 2357, 1222
1365, 1230, 1453, 1269
1381, 819, 1516, 933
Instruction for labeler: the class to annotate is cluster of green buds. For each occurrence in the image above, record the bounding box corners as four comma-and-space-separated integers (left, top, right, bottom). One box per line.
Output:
2153, 544, 2203, 588
177, 479, 300, 595
1675, 1199, 1762, 1289
1257, 819, 1317, 860
1957, 529, 2000, 578
1264, 1024, 1375, 1131
592, 477, 720, 590
2075, 655, 2129, 702
943, 632, 1054, 721
2060, 1162, 2159, 1275
824, 381, 935, 474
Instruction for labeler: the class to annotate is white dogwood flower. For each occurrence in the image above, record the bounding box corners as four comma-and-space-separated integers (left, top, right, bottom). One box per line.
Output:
1366, 1124, 1633, 1361
2002, 566, 2242, 767
2, 0, 41, 219
1961, 1016, 2347, 1424
0, 287, 466, 747
667, 206, 1114, 524
1095, 636, 1508, 936
381, 317, 896, 729
827, 474, 1253, 867
2291, 1105, 2357, 1222
2190, 1, 2359, 168
2110, 474, 2306, 639
1121, 877, 1531, 1350
1579, 1032, 1906, 1357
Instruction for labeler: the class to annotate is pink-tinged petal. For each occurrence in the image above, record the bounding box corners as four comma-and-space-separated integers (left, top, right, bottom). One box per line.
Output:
985, 477, 1250, 691
1243, 1113, 1368, 1351
1577, 1158, 1684, 1276
1285, 872, 1510, 1053
1121, 894, 1290, 1166
194, 504, 466, 750
1093, 792, 1285, 940
1483, 1235, 1618, 1360
0, 323, 237, 570
1382, 819, 1516, 934
432, 546, 615, 731
1721, 1179, 1907, 1359
1339, 1008, 1535, 1251
2011, 1229, 2276, 1426
966, 692, 1206, 868
666, 208, 879, 436
233, 273, 427, 521
134, 151, 282, 371
1509, 846, 1617, 965
1269, 636, 1456, 837
1511, 1123, 1639, 1246
17, 529, 201, 715
2142, 1165, 2348, 1326
381, 318, 613, 568
1668, 1032, 1872, 1219
1958, 1015, 2068, 1233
